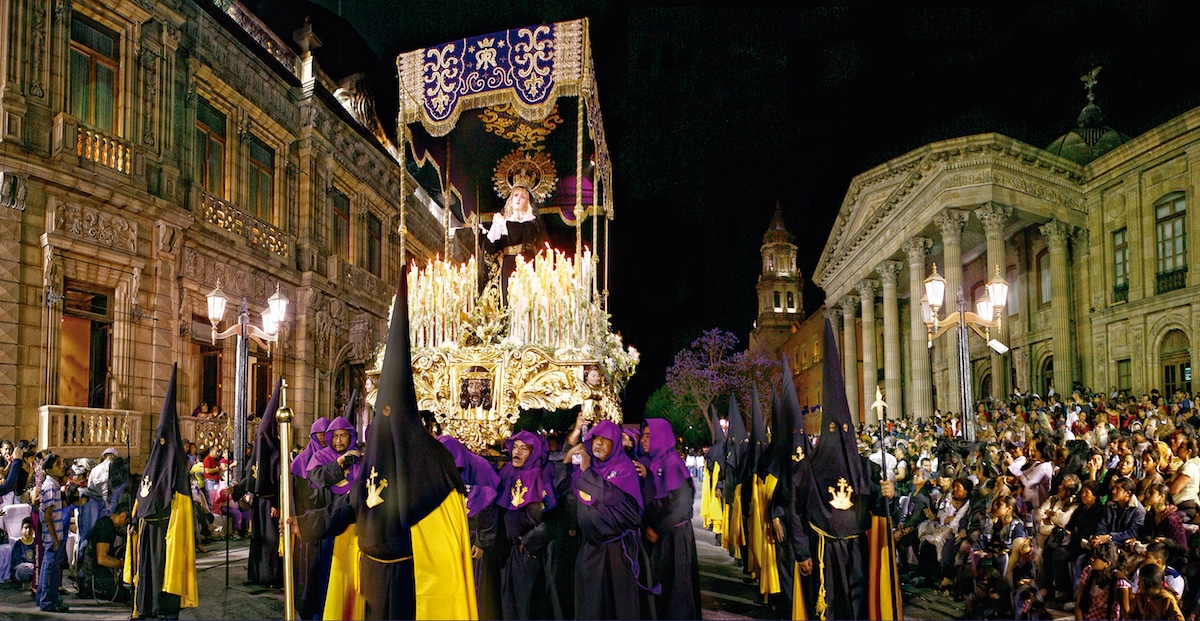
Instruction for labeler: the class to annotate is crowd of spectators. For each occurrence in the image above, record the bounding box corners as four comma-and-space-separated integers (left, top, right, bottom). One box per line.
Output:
876, 385, 1199, 620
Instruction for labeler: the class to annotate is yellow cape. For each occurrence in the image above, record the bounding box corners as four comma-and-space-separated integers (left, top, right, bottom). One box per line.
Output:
323, 524, 365, 621
758, 474, 780, 596
412, 490, 478, 620
122, 494, 199, 609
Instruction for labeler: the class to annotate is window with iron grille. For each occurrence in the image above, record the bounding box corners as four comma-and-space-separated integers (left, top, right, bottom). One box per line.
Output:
1155, 193, 1187, 293
366, 213, 382, 277
1113, 228, 1128, 302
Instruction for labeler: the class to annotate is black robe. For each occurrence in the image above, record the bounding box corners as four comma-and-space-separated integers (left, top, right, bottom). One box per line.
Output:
240, 471, 282, 587
544, 461, 581, 620
791, 456, 887, 621
574, 468, 656, 620
499, 500, 552, 620
644, 482, 700, 620
133, 508, 181, 619
291, 471, 330, 619
469, 504, 502, 620
483, 217, 548, 302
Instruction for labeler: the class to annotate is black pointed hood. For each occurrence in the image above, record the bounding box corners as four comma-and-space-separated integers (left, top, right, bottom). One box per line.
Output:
706, 404, 726, 470
805, 318, 870, 537
724, 395, 749, 480
249, 377, 283, 495
749, 383, 768, 477
779, 355, 812, 472
136, 364, 188, 519
353, 269, 465, 561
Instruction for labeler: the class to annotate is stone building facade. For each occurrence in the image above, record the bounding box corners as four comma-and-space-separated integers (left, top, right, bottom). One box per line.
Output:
814, 95, 1200, 422
0, 0, 464, 467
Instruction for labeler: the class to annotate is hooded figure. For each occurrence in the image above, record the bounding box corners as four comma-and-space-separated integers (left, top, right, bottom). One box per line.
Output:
572, 420, 657, 619
124, 364, 198, 619
495, 430, 555, 620
776, 354, 816, 619
348, 266, 474, 620
439, 436, 502, 620
721, 397, 750, 561
702, 405, 726, 535
641, 418, 701, 620
291, 417, 331, 620
745, 384, 769, 578
307, 416, 360, 496
242, 377, 283, 588
791, 320, 899, 620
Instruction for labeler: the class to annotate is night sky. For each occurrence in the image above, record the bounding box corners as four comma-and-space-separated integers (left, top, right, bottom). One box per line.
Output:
302, 2, 1200, 413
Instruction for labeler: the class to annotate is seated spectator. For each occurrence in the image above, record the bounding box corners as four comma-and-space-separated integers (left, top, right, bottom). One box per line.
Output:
75, 503, 130, 602
1170, 434, 1200, 521
1090, 477, 1146, 550
1131, 563, 1184, 621
1075, 541, 1131, 619
211, 482, 249, 540
9, 517, 35, 585
1045, 480, 1104, 605
1141, 483, 1190, 553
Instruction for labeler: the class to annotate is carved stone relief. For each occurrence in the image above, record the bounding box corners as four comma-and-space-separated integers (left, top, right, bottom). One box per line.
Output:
179, 247, 286, 304
0, 171, 27, 210
54, 204, 137, 252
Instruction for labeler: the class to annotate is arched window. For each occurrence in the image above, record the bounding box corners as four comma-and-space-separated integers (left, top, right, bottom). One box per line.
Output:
1041, 356, 1054, 397
1037, 250, 1051, 306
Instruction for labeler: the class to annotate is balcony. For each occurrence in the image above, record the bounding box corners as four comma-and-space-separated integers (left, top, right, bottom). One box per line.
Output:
38, 405, 143, 461
201, 191, 291, 260
179, 414, 259, 451
54, 114, 132, 175
1156, 266, 1188, 294
1112, 282, 1129, 303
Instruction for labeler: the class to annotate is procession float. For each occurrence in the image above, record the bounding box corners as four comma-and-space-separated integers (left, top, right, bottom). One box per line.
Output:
368, 19, 637, 451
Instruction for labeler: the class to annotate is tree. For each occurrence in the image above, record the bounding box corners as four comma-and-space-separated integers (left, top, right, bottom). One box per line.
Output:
730, 347, 782, 416
665, 328, 746, 438
644, 386, 709, 449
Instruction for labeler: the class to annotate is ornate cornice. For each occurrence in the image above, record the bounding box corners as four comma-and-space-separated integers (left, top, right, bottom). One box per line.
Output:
180, 247, 288, 303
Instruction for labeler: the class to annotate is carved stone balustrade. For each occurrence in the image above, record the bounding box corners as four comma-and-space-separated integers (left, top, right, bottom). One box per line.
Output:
201, 191, 292, 260
38, 405, 142, 461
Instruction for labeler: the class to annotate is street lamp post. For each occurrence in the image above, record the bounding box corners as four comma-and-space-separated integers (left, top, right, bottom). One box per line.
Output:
922, 264, 1009, 442
207, 280, 289, 483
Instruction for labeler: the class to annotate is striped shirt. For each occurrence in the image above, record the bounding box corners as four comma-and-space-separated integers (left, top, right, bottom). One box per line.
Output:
40, 475, 63, 548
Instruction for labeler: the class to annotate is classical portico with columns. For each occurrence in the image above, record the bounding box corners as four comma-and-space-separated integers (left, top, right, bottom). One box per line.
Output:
814, 93, 1200, 421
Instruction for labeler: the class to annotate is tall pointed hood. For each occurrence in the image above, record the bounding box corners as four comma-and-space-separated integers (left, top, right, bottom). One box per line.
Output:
352, 268, 465, 561
749, 383, 768, 477
706, 404, 726, 470
249, 377, 283, 495
805, 318, 870, 537
136, 364, 189, 519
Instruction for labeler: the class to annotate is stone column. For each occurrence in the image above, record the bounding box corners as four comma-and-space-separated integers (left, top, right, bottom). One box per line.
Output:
935, 209, 968, 414
903, 237, 933, 419
841, 295, 860, 422
876, 261, 903, 418
856, 280, 879, 423
976, 202, 1012, 399
827, 307, 842, 355
1041, 220, 1074, 394
1074, 228, 1091, 389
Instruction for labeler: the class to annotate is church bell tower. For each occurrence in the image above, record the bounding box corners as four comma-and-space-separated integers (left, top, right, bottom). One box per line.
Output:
749, 204, 804, 355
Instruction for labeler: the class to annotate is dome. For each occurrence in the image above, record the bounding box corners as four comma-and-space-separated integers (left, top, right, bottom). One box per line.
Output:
1045, 101, 1130, 165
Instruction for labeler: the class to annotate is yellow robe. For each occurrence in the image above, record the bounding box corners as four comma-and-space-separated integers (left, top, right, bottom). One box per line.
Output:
747, 475, 764, 576
123, 494, 199, 610
758, 474, 781, 596
411, 491, 478, 620
706, 463, 724, 532
323, 525, 366, 620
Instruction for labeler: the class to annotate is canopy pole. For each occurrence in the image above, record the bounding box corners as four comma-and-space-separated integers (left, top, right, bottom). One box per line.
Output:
399, 131, 407, 268
603, 213, 610, 311
592, 162, 599, 300
444, 140, 452, 260
574, 92, 584, 286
